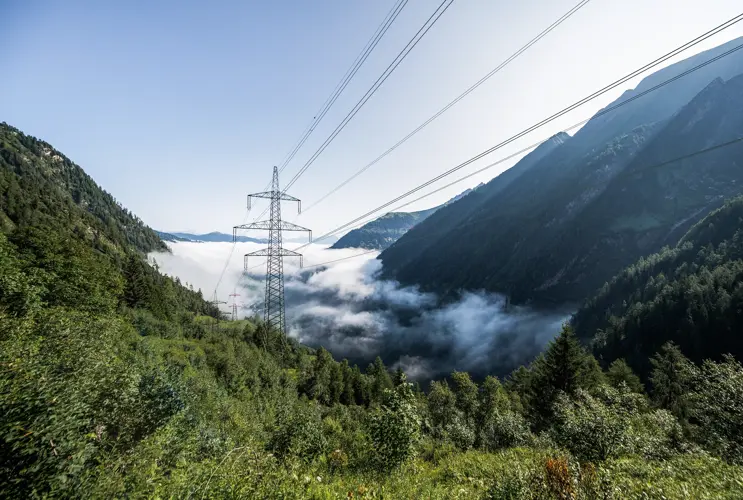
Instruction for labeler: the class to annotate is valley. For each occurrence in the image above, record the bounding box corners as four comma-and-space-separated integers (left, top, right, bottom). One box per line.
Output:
3, 4, 743, 498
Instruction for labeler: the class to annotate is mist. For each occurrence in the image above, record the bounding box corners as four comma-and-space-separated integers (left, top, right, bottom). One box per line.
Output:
150, 242, 571, 381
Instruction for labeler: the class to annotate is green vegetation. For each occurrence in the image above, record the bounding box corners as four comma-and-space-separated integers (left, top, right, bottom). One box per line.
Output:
574, 195, 743, 378
3, 123, 743, 498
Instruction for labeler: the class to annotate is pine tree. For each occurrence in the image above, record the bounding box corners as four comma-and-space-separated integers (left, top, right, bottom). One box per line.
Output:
650, 342, 696, 424
340, 360, 356, 405
329, 361, 344, 405
368, 356, 393, 403
393, 367, 406, 386
606, 358, 644, 393
308, 347, 334, 405
529, 323, 598, 428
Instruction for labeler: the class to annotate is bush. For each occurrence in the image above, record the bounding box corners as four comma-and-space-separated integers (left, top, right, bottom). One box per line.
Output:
369, 382, 421, 470
550, 385, 683, 462
267, 400, 326, 463
690, 355, 743, 464
481, 410, 532, 452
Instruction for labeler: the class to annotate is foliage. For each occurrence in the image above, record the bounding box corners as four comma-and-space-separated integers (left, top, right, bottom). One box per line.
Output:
369, 381, 422, 470
689, 355, 743, 464
268, 400, 327, 463
3, 122, 743, 497
550, 384, 683, 462
575, 195, 743, 379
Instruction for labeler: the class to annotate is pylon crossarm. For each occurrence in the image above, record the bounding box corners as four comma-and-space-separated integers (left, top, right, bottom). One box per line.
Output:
244, 247, 304, 270
279, 221, 311, 234
247, 191, 300, 210
235, 221, 272, 231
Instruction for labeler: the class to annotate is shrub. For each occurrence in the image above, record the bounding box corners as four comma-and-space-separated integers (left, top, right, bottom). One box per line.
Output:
550, 384, 683, 462
267, 400, 326, 463
690, 355, 743, 464
481, 409, 532, 451
368, 382, 421, 470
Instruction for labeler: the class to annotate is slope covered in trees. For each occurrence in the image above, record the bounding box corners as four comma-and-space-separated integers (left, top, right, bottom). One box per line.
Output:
2, 122, 743, 497
331, 184, 482, 250
573, 195, 743, 379
0, 122, 166, 254
380, 39, 743, 305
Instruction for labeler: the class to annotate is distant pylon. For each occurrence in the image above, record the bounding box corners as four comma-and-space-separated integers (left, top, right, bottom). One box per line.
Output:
234, 166, 311, 336
229, 290, 241, 321
209, 291, 227, 331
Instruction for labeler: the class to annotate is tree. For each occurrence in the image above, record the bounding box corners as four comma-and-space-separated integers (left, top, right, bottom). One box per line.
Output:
369, 383, 421, 471
393, 367, 406, 386
339, 360, 356, 406
689, 355, 743, 464
529, 324, 600, 428
650, 342, 696, 425
367, 356, 393, 403
606, 359, 644, 393
307, 347, 334, 405
451, 371, 478, 424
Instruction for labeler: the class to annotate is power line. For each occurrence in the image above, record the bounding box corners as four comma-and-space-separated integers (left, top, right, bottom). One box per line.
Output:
295, 13, 743, 248
269, 132, 743, 274
363, 134, 743, 252
277, 0, 410, 173
281, 0, 456, 194
246, 133, 743, 272
211, 208, 252, 298
234, 1, 411, 254
333, 37, 743, 229
299, 0, 593, 214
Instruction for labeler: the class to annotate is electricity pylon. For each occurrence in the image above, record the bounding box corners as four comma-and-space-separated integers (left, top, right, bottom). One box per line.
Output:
209, 291, 227, 331
229, 290, 241, 322
234, 166, 311, 336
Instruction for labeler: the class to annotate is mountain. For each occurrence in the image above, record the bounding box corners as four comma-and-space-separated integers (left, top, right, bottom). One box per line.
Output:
380, 38, 743, 305
159, 231, 332, 245
162, 231, 266, 243
0, 122, 166, 254
157, 231, 191, 242
331, 183, 484, 250
3, 129, 743, 495
573, 195, 743, 379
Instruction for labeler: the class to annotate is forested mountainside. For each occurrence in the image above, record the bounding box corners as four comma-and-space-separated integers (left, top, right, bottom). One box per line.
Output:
0, 122, 166, 254
331, 184, 483, 250
331, 208, 437, 250
380, 38, 743, 305
573, 195, 743, 379
4, 123, 743, 497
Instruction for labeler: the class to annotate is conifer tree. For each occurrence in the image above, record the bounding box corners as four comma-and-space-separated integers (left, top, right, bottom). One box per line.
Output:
606, 358, 644, 393
650, 342, 696, 424
529, 323, 599, 428
368, 356, 393, 403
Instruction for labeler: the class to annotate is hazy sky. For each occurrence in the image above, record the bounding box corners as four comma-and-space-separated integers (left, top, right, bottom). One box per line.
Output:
2, 0, 743, 236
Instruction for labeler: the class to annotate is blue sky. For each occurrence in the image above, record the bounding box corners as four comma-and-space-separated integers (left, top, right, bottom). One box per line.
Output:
2, 0, 743, 235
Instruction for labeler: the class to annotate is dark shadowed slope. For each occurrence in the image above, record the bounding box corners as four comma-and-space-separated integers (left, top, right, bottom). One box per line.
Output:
380, 37, 743, 305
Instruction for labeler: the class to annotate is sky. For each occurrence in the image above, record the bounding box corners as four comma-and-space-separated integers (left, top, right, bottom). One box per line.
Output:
2, 0, 743, 237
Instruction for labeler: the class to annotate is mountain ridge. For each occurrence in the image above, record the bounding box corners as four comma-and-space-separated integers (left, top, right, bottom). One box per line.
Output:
331, 183, 483, 250
380, 38, 743, 305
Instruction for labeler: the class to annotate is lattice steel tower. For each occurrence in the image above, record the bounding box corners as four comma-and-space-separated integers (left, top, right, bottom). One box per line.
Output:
234, 166, 311, 335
